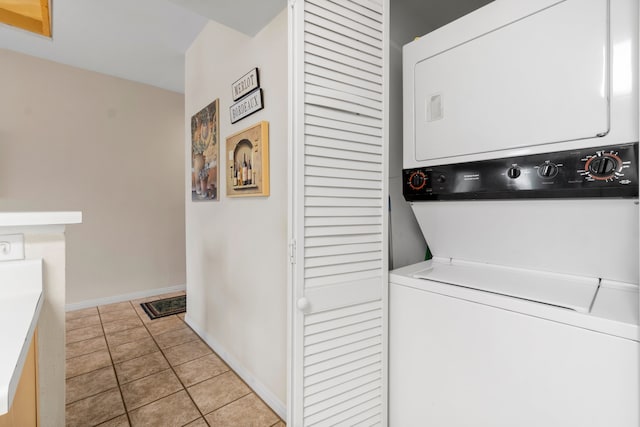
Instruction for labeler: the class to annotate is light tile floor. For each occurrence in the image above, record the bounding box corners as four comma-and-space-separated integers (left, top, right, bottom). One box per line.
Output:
65, 292, 285, 427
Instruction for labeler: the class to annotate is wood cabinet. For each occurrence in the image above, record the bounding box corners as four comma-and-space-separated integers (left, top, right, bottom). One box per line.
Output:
0, 331, 38, 427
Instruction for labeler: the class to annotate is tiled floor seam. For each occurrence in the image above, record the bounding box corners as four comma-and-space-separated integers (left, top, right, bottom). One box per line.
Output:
65, 310, 99, 320
102, 322, 142, 331
67, 335, 104, 345
174, 367, 230, 389
126, 388, 194, 416
222, 379, 284, 425
115, 303, 187, 413
157, 336, 201, 351
68, 293, 284, 426
153, 330, 201, 350
139, 314, 208, 421
66, 323, 101, 332
65, 348, 107, 365
116, 366, 173, 387
65, 385, 119, 407
94, 414, 127, 427
158, 316, 281, 425
97, 304, 134, 427
126, 304, 207, 420
200, 390, 253, 417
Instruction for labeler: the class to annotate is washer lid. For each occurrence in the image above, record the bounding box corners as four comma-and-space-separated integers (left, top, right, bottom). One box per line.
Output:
409, 199, 639, 286
413, 258, 600, 313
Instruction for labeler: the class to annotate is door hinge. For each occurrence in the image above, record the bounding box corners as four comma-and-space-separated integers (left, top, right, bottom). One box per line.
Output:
288, 239, 297, 264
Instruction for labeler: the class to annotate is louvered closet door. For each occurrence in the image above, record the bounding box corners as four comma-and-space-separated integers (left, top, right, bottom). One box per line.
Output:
288, 0, 389, 425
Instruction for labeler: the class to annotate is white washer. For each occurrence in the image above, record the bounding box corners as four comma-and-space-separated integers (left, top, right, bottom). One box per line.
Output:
390, 158, 640, 426
390, 259, 639, 427
392, 0, 640, 425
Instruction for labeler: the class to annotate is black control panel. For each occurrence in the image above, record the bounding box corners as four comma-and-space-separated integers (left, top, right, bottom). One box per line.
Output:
403, 143, 639, 201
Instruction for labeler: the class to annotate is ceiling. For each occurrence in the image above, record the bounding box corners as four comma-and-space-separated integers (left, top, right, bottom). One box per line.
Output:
0, 0, 284, 93
0, 0, 489, 94
168, 0, 286, 37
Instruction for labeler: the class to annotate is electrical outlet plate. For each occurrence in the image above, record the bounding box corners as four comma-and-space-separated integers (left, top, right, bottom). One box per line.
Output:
0, 234, 25, 261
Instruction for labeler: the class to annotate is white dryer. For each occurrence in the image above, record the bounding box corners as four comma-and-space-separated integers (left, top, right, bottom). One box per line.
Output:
391, 0, 640, 425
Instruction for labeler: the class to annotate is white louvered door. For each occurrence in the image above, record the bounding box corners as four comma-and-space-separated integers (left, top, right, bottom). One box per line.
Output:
288, 0, 389, 425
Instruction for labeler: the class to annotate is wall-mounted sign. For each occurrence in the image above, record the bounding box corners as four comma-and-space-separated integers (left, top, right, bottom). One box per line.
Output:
232, 68, 260, 101
230, 89, 264, 124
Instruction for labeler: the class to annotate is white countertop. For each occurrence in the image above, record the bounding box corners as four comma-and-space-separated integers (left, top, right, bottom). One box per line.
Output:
0, 212, 82, 227
0, 259, 43, 415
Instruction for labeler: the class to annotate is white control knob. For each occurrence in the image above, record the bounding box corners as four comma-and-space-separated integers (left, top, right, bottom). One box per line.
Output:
296, 297, 310, 312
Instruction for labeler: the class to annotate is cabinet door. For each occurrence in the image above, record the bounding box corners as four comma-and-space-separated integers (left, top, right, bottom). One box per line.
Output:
0, 332, 38, 427
289, 0, 389, 425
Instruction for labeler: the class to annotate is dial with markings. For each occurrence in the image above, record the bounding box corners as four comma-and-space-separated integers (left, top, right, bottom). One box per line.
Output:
537, 162, 559, 179
408, 170, 427, 190
580, 150, 625, 182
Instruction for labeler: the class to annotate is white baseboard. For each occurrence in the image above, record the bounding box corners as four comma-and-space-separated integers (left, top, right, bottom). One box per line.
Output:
65, 284, 186, 311
185, 315, 287, 421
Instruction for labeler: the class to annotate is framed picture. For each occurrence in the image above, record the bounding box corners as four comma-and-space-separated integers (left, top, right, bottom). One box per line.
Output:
231, 67, 259, 101
226, 121, 270, 197
191, 99, 219, 201
229, 88, 264, 124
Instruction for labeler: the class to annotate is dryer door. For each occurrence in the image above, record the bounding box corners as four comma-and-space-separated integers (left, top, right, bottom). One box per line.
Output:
413, 0, 609, 162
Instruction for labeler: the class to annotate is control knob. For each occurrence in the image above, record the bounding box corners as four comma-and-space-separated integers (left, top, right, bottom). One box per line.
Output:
507, 167, 521, 179
408, 171, 427, 190
589, 157, 616, 177
584, 152, 622, 181
538, 162, 558, 179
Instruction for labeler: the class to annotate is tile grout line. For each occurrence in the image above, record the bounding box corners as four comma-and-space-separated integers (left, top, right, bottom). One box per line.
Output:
111, 359, 171, 387
69, 293, 286, 426
65, 347, 107, 364
155, 312, 284, 425
65, 321, 102, 332
65, 385, 120, 406
65, 308, 100, 322
66, 296, 187, 426
66, 331, 104, 345
101, 316, 143, 327
169, 316, 283, 424
65, 362, 113, 382
137, 311, 208, 424
200, 390, 253, 420
66, 313, 140, 346
96, 301, 134, 427
148, 323, 202, 350
130, 295, 210, 424
172, 365, 231, 390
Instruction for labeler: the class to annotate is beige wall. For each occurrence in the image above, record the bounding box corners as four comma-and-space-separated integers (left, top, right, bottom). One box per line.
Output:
184, 11, 287, 416
0, 49, 186, 304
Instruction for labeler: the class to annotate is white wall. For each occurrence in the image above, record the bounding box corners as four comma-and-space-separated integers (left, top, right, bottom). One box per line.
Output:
27, 231, 66, 427
0, 49, 186, 305
389, 8, 428, 269
184, 10, 288, 416
388, 0, 495, 268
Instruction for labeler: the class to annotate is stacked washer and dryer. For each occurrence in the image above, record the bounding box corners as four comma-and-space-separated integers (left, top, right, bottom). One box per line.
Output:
390, 0, 639, 426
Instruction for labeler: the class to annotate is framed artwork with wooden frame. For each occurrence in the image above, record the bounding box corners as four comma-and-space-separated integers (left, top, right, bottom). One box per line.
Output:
226, 121, 270, 197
